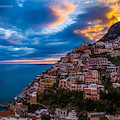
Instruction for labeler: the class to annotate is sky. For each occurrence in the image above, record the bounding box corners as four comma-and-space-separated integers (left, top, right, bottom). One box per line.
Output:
0, 0, 120, 64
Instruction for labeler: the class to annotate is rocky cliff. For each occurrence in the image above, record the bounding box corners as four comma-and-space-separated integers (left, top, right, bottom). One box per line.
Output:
100, 22, 120, 41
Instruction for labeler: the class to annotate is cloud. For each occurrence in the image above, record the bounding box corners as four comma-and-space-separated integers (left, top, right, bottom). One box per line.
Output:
0, 57, 60, 64
85, 1, 93, 4
0, 28, 20, 39
97, 0, 120, 25
46, 41, 69, 46
48, 1, 77, 27
0, 0, 119, 63
74, 19, 105, 41
73, 4, 120, 41
0, 45, 35, 60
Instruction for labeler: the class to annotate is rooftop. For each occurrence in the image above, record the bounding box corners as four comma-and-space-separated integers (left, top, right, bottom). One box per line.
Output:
0, 110, 13, 117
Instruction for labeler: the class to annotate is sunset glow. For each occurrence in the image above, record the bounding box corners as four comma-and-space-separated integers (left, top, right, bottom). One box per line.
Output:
0, 0, 119, 64
48, 2, 77, 27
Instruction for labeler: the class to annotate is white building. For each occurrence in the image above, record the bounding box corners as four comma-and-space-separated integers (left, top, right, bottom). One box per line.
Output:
95, 42, 105, 46
66, 110, 78, 120
55, 108, 68, 119
105, 42, 113, 52
70, 84, 87, 91
112, 83, 120, 88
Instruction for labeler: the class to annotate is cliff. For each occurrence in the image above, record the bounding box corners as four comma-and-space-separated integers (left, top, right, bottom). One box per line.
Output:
100, 22, 120, 42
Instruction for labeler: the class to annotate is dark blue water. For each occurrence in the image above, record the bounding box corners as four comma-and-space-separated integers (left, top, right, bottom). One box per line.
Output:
0, 64, 53, 112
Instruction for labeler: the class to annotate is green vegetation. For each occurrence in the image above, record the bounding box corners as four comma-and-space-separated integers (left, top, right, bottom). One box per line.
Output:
99, 116, 108, 120
90, 53, 108, 58
108, 56, 120, 66
37, 88, 120, 116
38, 88, 83, 111
42, 114, 51, 120
100, 86, 120, 114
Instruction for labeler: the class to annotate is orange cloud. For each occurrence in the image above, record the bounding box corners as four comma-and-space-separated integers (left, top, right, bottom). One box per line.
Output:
0, 58, 60, 64
74, 25, 104, 41
74, 0, 120, 41
98, 0, 118, 5
0, 62, 55, 64
99, 0, 120, 26
73, 0, 120, 41
106, 8, 120, 27
74, 19, 104, 41
48, 1, 77, 27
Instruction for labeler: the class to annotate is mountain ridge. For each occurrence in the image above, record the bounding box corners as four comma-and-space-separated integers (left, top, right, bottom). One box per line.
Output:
100, 21, 120, 42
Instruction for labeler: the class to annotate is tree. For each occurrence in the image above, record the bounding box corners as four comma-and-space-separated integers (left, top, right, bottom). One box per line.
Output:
99, 116, 108, 120
42, 114, 51, 120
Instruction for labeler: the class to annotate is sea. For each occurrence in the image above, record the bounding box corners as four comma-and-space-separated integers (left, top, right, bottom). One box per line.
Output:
0, 64, 53, 112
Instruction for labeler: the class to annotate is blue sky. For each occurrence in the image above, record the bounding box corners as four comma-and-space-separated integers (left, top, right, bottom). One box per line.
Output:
0, 0, 119, 64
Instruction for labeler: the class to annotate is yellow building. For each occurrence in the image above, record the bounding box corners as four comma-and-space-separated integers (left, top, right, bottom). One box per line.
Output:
45, 76, 54, 83
84, 50, 91, 55
30, 92, 37, 104
41, 81, 53, 89
38, 86, 46, 93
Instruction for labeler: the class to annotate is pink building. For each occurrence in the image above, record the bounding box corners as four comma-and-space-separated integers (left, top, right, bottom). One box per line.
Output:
59, 78, 76, 89
84, 86, 100, 100
61, 56, 70, 63
84, 71, 93, 79
84, 71, 100, 84
83, 64, 92, 71
116, 71, 120, 81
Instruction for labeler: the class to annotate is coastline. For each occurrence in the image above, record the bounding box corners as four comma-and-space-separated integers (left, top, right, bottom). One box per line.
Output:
0, 64, 53, 112
0, 102, 12, 112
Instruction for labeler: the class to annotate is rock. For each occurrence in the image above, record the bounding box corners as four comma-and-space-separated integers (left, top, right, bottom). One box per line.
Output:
100, 22, 120, 41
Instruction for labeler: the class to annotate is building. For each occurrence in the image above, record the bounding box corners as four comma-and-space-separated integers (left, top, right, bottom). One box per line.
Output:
89, 57, 108, 66
105, 115, 120, 120
55, 108, 68, 119
87, 112, 105, 118
38, 86, 46, 93
76, 72, 84, 82
66, 110, 78, 120
84, 84, 100, 100
81, 42, 91, 47
94, 49, 106, 54
72, 59, 79, 65
70, 84, 87, 91
40, 80, 53, 89
35, 109, 49, 116
84, 71, 93, 79
110, 50, 120, 57
84, 71, 99, 84
112, 83, 120, 88
45, 76, 56, 83
94, 49, 99, 54
30, 92, 37, 104
95, 42, 105, 46
61, 57, 69, 63
115, 71, 120, 81
84, 49, 91, 55
59, 78, 76, 89
0, 110, 13, 117
89, 57, 108, 69
60, 73, 68, 79
83, 64, 92, 71
0, 117, 31, 120
21, 105, 28, 117
105, 42, 113, 50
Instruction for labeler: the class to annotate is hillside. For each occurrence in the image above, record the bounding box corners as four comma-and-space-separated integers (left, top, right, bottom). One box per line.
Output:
12, 22, 120, 120
100, 22, 120, 42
